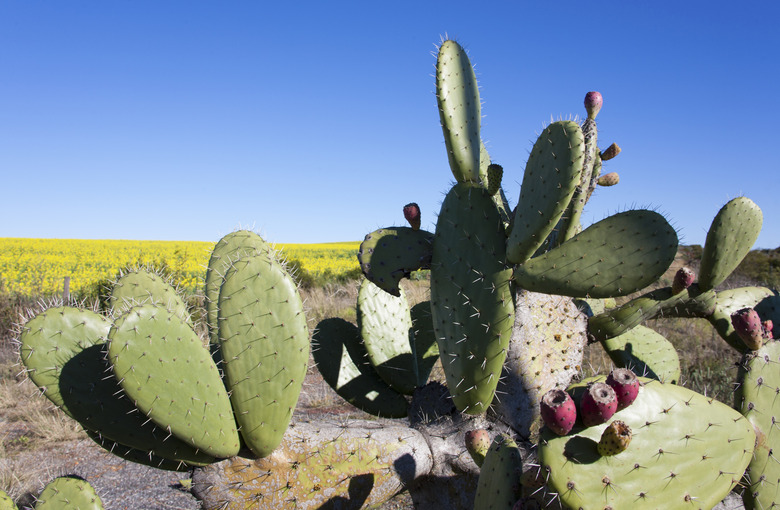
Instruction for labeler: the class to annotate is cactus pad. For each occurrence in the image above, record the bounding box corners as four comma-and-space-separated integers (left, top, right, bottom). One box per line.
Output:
539, 377, 755, 510
601, 324, 681, 382
108, 304, 239, 458
217, 252, 309, 458
108, 268, 189, 321
735, 340, 780, 509
34, 476, 104, 510
506, 120, 584, 264
358, 227, 434, 296
474, 434, 523, 510
699, 197, 763, 291
514, 209, 678, 298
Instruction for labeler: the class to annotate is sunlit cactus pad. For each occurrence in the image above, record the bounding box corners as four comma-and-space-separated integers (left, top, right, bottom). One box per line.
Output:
34, 476, 104, 510
108, 268, 189, 321
539, 377, 755, 509
736, 340, 780, 509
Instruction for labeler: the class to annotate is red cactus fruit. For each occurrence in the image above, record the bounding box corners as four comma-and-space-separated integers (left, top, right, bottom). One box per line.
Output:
605, 368, 640, 410
672, 266, 696, 294
731, 307, 764, 350
580, 382, 618, 427
597, 420, 632, 456
540, 389, 577, 436
464, 429, 491, 467
403, 202, 421, 230
584, 91, 603, 120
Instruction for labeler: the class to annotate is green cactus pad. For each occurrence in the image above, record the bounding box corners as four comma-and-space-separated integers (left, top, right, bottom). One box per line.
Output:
540, 377, 755, 510
736, 340, 780, 509
192, 421, 432, 510
217, 252, 309, 458
708, 286, 775, 351
357, 278, 417, 394
205, 230, 272, 344
108, 268, 190, 321
436, 40, 482, 186
514, 209, 678, 298
601, 324, 681, 383
107, 304, 239, 458
410, 300, 440, 385
34, 476, 103, 510
20, 306, 214, 465
474, 434, 523, 510
358, 227, 434, 296
0, 489, 17, 510
699, 197, 763, 291
312, 317, 409, 418
431, 184, 515, 414
506, 120, 585, 264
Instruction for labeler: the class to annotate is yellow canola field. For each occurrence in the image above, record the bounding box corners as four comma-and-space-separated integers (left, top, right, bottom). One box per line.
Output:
0, 238, 361, 297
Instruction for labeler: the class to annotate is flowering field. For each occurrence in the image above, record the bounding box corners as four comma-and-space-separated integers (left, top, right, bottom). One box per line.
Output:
0, 238, 361, 297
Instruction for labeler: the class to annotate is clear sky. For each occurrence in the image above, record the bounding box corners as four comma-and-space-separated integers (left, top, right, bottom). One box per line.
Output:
2, 1, 778, 248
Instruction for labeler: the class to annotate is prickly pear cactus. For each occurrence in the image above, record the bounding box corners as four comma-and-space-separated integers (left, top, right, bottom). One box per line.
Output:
108, 267, 189, 321
735, 340, 780, 509
539, 377, 755, 509
474, 434, 523, 510
34, 476, 103, 510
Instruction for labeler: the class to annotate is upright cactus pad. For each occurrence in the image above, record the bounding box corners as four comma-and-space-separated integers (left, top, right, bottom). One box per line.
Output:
205, 230, 272, 343
735, 340, 780, 509
474, 434, 523, 510
108, 268, 189, 321
431, 183, 515, 414
357, 278, 417, 394
107, 304, 240, 458
699, 197, 763, 291
539, 377, 755, 510
506, 120, 585, 264
34, 476, 104, 510
217, 251, 309, 458
514, 210, 678, 298
436, 39, 482, 186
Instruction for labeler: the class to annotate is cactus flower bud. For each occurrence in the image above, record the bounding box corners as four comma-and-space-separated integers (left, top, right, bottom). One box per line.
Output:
600, 143, 621, 161
596, 172, 620, 187
464, 429, 491, 467
763, 320, 774, 339
403, 203, 421, 230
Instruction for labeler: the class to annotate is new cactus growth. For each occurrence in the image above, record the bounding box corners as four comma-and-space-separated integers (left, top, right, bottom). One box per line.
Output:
465, 429, 491, 467
672, 266, 696, 294
403, 202, 421, 230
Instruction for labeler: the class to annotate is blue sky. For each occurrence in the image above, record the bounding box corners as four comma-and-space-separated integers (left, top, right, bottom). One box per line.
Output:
2, 2, 778, 248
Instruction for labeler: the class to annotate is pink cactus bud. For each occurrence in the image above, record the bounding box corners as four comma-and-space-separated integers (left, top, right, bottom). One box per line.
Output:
600, 142, 621, 161
731, 307, 764, 350
672, 267, 696, 294
403, 202, 421, 230
464, 429, 491, 467
605, 368, 640, 410
584, 91, 603, 120
540, 389, 577, 436
596, 172, 620, 187
580, 382, 617, 427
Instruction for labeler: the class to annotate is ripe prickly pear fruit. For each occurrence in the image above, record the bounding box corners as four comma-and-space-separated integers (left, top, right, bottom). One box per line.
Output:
605, 368, 639, 410
732, 307, 765, 350
465, 429, 491, 467
580, 382, 618, 427
600, 142, 621, 161
540, 389, 577, 436
672, 266, 696, 294
597, 420, 632, 456
584, 91, 603, 119
403, 203, 421, 230
596, 172, 619, 187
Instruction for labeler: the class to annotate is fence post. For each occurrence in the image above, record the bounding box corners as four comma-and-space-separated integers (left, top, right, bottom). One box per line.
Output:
63, 276, 70, 302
